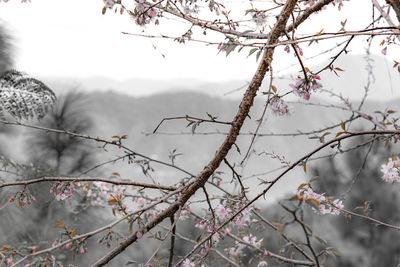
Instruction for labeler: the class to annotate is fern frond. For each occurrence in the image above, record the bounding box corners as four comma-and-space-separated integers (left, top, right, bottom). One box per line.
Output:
0, 70, 56, 120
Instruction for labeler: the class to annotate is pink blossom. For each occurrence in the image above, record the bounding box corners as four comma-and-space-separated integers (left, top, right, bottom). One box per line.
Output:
211, 232, 221, 243
66, 243, 71, 249
257, 261, 268, 267
180, 207, 191, 220
243, 234, 263, 248
215, 204, 232, 219
183, 259, 195, 267
284, 45, 290, 53
296, 186, 344, 215
137, 232, 143, 239
80, 248, 86, 254
290, 74, 322, 100
271, 98, 290, 116
381, 157, 400, 182
249, 11, 267, 27
382, 47, 387, 56
103, 0, 116, 8
7, 258, 13, 265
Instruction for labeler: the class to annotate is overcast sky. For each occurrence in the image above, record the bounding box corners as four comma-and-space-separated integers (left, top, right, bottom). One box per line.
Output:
0, 0, 399, 100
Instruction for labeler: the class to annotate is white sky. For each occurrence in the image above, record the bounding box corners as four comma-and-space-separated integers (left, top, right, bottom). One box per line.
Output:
0, 0, 398, 89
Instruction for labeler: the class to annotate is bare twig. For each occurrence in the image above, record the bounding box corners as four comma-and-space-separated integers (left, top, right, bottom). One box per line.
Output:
0, 176, 177, 191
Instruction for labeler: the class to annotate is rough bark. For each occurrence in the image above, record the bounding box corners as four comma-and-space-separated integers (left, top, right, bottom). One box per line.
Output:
387, 0, 400, 23
92, 0, 299, 265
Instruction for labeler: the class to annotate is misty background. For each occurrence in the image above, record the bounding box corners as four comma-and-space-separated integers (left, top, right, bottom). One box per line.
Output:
0, 13, 399, 267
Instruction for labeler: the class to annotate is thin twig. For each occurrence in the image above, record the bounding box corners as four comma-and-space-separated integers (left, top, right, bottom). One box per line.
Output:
0, 176, 177, 191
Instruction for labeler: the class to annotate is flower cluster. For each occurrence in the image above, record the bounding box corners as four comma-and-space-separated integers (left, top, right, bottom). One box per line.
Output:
215, 203, 232, 219
103, 0, 117, 9
183, 259, 195, 267
208, 0, 225, 16
248, 10, 267, 27
182, 3, 199, 15
64, 241, 87, 254
50, 182, 75, 201
380, 157, 400, 182
131, 0, 159, 26
290, 74, 322, 100
296, 186, 344, 215
226, 234, 263, 257
9, 190, 36, 207
270, 97, 290, 116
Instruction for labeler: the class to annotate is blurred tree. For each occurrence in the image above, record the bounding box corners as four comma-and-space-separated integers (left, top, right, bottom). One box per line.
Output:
0, 90, 101, 266
28, 90, 94, 175
0, 24, 14, 153
310, 137, 400, 267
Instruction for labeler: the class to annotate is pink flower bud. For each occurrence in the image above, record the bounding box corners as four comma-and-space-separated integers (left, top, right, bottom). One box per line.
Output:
66, 243, 71, 249
7, 258, 13, 265
80, 248, 85, 254
9, 198, 13, 203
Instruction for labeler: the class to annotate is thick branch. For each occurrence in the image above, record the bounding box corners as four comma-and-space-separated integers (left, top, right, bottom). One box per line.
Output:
92, 0, 299, 265
387, 0, 400, 22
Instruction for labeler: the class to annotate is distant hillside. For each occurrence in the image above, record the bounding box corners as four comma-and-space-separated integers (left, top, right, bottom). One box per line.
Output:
4, 53, 400, 200
67, 90, 400, 200
43, 54, 400, 102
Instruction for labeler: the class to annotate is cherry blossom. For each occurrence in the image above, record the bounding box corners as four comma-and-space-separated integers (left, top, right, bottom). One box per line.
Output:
380, 157, 400, 182
271, 97, 290, 116
215, 204, 232, 219
182, 258, 195, 267
243, 234, 263, 248
290, 74, 322, 100
296, 186, 344, 216
103, 0, 116, 9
